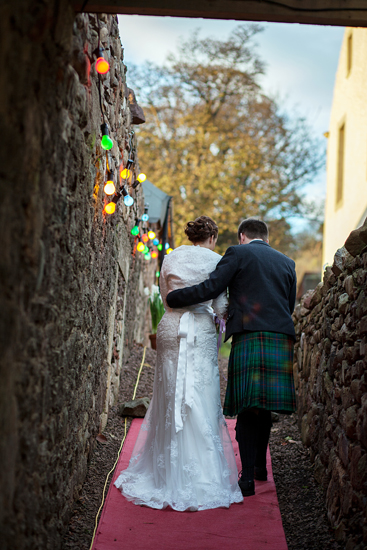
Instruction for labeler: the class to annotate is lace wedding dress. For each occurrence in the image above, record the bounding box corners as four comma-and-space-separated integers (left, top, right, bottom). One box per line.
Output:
114, 245, 243, 511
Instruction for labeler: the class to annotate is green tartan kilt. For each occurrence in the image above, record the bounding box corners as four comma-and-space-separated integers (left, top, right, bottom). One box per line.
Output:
223, 331, 296, 416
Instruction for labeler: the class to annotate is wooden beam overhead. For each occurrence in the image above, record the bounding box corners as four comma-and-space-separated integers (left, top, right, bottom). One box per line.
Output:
71, 0, 367, 27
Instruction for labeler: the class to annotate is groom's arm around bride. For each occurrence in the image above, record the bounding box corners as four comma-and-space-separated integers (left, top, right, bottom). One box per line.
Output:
167, 218, 297, 344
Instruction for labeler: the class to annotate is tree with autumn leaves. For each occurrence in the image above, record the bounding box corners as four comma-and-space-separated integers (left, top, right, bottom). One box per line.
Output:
129, 25, 323, 255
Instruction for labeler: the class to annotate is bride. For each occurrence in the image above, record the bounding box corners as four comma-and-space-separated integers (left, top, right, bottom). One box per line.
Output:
114, 216, 243, 511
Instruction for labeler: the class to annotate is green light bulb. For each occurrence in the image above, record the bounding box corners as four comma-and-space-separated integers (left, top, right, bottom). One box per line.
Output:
144, 245, 149, 254
101, 135, 113, 150
157, 243, 163, 251
131, 225, 139, 236
156, 271, 160, 278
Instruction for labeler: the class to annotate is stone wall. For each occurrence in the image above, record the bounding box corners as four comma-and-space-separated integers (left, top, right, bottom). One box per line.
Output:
293, 218, 367, 549
0, 4, 152, 549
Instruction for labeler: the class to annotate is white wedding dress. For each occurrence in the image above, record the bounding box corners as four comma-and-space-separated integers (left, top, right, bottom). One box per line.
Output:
114, 245, 243, 511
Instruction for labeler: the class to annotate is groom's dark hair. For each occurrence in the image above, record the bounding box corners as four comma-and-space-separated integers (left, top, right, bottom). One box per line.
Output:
237, 218, 268, 241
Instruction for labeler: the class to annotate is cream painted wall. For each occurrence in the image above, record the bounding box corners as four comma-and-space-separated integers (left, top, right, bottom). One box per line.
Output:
323, 28, 367, 267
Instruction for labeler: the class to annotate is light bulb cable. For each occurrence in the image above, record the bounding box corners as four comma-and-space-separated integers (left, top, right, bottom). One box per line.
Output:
96, 16, 106, 125
88, 346, 147, 550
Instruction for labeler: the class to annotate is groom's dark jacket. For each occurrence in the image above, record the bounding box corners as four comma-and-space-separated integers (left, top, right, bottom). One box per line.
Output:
166, 240, 297, 342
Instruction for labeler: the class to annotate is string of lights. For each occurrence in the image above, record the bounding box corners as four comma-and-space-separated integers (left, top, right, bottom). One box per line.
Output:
90, 14, 173, 261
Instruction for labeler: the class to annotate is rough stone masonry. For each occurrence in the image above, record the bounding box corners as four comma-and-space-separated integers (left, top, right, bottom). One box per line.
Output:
293, 218, 367, 550
0, 3, 152, 549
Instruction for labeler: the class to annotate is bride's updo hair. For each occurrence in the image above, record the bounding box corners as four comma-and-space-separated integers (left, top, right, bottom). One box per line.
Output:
185, 216, 218, 244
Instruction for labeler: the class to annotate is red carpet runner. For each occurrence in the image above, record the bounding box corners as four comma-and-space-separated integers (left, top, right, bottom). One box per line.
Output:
92, 419, 288, 550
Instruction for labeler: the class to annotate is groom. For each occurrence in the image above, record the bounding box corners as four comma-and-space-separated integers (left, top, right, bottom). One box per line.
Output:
167, 218, 297, 497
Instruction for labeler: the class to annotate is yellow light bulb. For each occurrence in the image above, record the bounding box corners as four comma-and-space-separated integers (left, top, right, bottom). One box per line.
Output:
137, 242, 145, 252
103, 181, 116, 195
148, 231, 156, 240
167, 248, 173, 254
120, 168, 131, 179
137, 173, 146, 183
105, 202, 116, 214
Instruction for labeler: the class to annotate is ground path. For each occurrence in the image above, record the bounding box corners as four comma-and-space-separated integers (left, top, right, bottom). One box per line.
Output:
63, 344, 344, 550
92, 417, 286, 549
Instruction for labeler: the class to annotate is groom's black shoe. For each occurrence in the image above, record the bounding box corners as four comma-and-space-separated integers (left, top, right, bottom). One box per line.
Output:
254, 466, 268, 481
238, 479, 255, 497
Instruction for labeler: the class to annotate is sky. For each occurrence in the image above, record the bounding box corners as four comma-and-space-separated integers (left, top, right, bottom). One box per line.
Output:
117, 15, 345, 230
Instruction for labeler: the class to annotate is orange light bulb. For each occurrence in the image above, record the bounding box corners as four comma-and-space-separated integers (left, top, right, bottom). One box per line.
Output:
95, 57, 110, 74
137, 242, 145, 252
105, 202, 116, 215
103, 181, 116, 195
141, 234, 149, 243
151, 251, 158, 259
